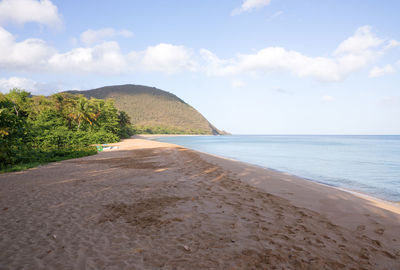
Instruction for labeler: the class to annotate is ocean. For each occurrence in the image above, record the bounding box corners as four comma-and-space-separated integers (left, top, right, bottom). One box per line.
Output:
152, 135, 400, 202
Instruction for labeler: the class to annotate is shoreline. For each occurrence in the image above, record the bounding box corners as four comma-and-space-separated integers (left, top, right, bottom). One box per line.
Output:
143, 134, 400, 208
205, 153, 400, 212
1, 137, 400, 269
113, 137, 400, 223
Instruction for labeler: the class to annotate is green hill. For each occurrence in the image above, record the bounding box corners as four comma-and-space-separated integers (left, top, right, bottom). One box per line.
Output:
66, 84, 225, 135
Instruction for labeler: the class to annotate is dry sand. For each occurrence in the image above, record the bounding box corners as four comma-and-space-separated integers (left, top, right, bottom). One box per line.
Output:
0, 138, 399, 269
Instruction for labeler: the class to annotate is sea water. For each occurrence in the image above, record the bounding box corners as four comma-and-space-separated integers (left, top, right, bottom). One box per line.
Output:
153, 135, 400, 202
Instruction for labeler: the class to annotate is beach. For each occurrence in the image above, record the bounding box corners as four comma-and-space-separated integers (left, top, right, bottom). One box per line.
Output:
1, 138, 399, 269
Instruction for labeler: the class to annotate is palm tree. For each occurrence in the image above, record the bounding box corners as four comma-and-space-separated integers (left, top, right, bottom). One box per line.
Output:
68, 97, 96, 131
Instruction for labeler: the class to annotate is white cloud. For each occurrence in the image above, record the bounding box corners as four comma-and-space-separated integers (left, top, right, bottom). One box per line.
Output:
201, 47, 341, 81
0, 25, 396, 81
334, 26, 382, 55
0, 76, 38, 93
0, 0, 62, 27
384, 40, 400, 50
231, 79, 245, 88
199, 49, 231, 75
80, 28, 133, 45
0, 77, 77, 94
49, 41, 127, 74
322, 95, 335, 102
0, 26, 56, 70
232, 0, 271, 15
129, 43, 196, 74
0, 27, 194, 75
368, 65, 395, 78
200, 26, 386, 81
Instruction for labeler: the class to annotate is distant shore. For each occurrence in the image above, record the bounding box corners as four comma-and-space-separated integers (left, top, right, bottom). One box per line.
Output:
1, 138, 399, 269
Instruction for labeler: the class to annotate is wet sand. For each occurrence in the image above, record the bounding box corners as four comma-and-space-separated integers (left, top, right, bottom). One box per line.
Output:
0, 138, 399, 269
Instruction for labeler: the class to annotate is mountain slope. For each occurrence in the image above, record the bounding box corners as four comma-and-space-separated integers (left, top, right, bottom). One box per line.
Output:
66, 84, 224, 135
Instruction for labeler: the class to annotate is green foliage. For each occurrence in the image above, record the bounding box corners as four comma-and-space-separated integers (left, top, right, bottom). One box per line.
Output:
0, 89, 134, 172
0, 90, 30, 168
0, 146, 97, 173
133, 125, 210, 135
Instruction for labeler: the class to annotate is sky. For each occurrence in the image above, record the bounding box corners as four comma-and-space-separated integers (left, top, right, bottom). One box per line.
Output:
0, 0, 399, 134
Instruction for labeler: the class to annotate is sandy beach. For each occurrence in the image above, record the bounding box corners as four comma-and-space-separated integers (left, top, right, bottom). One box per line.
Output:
1, 138, 399, 269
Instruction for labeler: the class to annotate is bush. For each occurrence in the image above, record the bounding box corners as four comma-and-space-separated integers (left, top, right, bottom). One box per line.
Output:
0, 89, 133, 172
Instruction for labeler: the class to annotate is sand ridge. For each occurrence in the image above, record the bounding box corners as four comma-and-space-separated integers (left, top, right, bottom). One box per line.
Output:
0, 138, 399, 269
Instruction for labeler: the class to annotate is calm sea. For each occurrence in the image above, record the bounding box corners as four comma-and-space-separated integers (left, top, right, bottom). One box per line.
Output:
152, 135, 400, 202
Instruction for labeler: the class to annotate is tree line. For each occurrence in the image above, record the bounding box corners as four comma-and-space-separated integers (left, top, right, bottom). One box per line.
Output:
0, 89, 134, 172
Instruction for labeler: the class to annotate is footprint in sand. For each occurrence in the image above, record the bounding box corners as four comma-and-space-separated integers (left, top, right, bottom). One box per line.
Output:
374, 228, 384, 235
371, 239, 382, 247
381, 250, 397, 259
359, 247, 370, 260
356, 225, 366, 231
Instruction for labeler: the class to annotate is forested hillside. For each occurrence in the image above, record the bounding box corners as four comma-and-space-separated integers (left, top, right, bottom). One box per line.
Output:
0, 89, 133, 172
67, 84, 225, 135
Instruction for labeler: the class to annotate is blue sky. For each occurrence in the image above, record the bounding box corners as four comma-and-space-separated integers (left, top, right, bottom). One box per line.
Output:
0, 0, 399, 134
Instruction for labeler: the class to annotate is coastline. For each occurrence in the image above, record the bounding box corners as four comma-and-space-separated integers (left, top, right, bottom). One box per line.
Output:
1, 137, 399, 269
210, 152, 400, 213
143, 134, 400, 207
144, 138, 400, 212
108, 138, 400, 243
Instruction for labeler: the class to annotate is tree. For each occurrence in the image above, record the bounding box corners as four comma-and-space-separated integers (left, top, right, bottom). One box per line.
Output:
1, 89, 132, 171
68, 96, 96, 131
0, 91, 30, 168
118, 110, 133, 138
